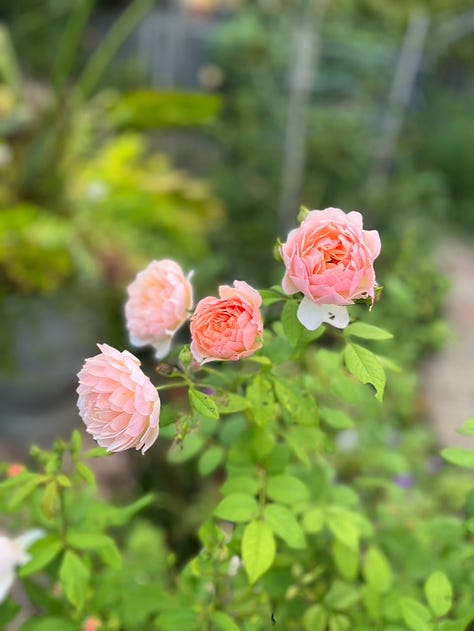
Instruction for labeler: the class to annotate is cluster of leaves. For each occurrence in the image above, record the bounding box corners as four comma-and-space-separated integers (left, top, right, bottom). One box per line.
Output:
0, 433, 157, 630
2, 289, 474, 631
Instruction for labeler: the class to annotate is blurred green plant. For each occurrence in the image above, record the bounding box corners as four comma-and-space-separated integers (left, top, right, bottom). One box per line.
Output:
0, 0, 224, 297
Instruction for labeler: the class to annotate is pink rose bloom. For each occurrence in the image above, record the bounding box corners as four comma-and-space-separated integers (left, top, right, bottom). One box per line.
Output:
190, 281, 263, 364
125, 259, 193, 359
281, 207, 381, 330
77, 344, 160, 453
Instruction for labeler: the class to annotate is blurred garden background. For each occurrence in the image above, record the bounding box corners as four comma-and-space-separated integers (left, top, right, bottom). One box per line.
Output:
1, 0, 474, 626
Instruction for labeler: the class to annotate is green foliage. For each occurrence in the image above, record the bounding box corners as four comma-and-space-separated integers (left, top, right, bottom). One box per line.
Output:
110, 91, 222, 130
1, 277, 474, 630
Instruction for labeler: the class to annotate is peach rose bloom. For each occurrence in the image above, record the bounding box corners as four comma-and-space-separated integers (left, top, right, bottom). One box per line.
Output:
125, 259, 193, 359
281, 207, 380, 330
190, 281, 263, 364
77, 344, 160, 453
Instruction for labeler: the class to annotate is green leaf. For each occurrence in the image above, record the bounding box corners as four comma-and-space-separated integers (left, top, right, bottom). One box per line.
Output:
85, 447, 109, 458
242, 520, 276, 584
155, 607, 201, 631
67, 531, 116, 551
56, 474, 71, 488
440, 447, 474, 468
97, 539, 122, 570
246, 374, 275, 427
188, 388, 219, 420
328, 613, 351, 631
221, 475, 261, 496
105, 493, 155, 526
263, 503, 306, 549
400, 597, 433, 631
273, 379, 319, 426
284, 426, 324, 467
214, 493, 258, 523
344, 343, 386, 402
325, 507, 360, 550
40, 481, 58, 518
344, 322, 393, 340
110, 90, 221, 129
302, 507, 325, 533
376, 354, 401, 373
249, 427, 276, 461
167, 433, 204, 463
210, 611, 240, 631
70, 430, 82, 457
424, 571, 453, 617
282, 300, 303, 346
325, 580, 360, 611
17, 617, 76, 631
198, 445, 225, 476
458, 418, 474, 436
76, 462, 96, 486
303, 605, 329, 631
332, 540, 358, 581
361, 585, 380, 621
259, 286, 286, 307
8, 475, 48, 509
263, 443, 290, 473
216, 393, 250, 414
18, 535, 63, 577
362, 546, 393, 594
266, 475, 310, 505
320, 407, 354, 430
59, 550, 89, 610
438, 617, 474, 631
0, 601, 21, 627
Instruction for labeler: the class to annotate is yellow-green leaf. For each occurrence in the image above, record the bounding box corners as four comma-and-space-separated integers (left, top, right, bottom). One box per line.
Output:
242, 520, 275, 584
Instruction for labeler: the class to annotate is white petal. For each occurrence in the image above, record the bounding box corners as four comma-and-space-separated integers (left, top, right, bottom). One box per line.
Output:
153, 336, 172, 360
297, 299, 350, 331
129, 333, 146, 348
297, 298, 325, 330
15, 529, 45, 561
0, 571, 15, 603
321, 305, 350, 329
282, 274, 298, 295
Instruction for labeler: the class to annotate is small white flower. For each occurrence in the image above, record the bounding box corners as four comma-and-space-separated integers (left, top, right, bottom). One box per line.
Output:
0, 529, 45, 603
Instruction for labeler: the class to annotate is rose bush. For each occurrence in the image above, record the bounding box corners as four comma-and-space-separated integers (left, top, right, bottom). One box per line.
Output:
2, 209, 473, 631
